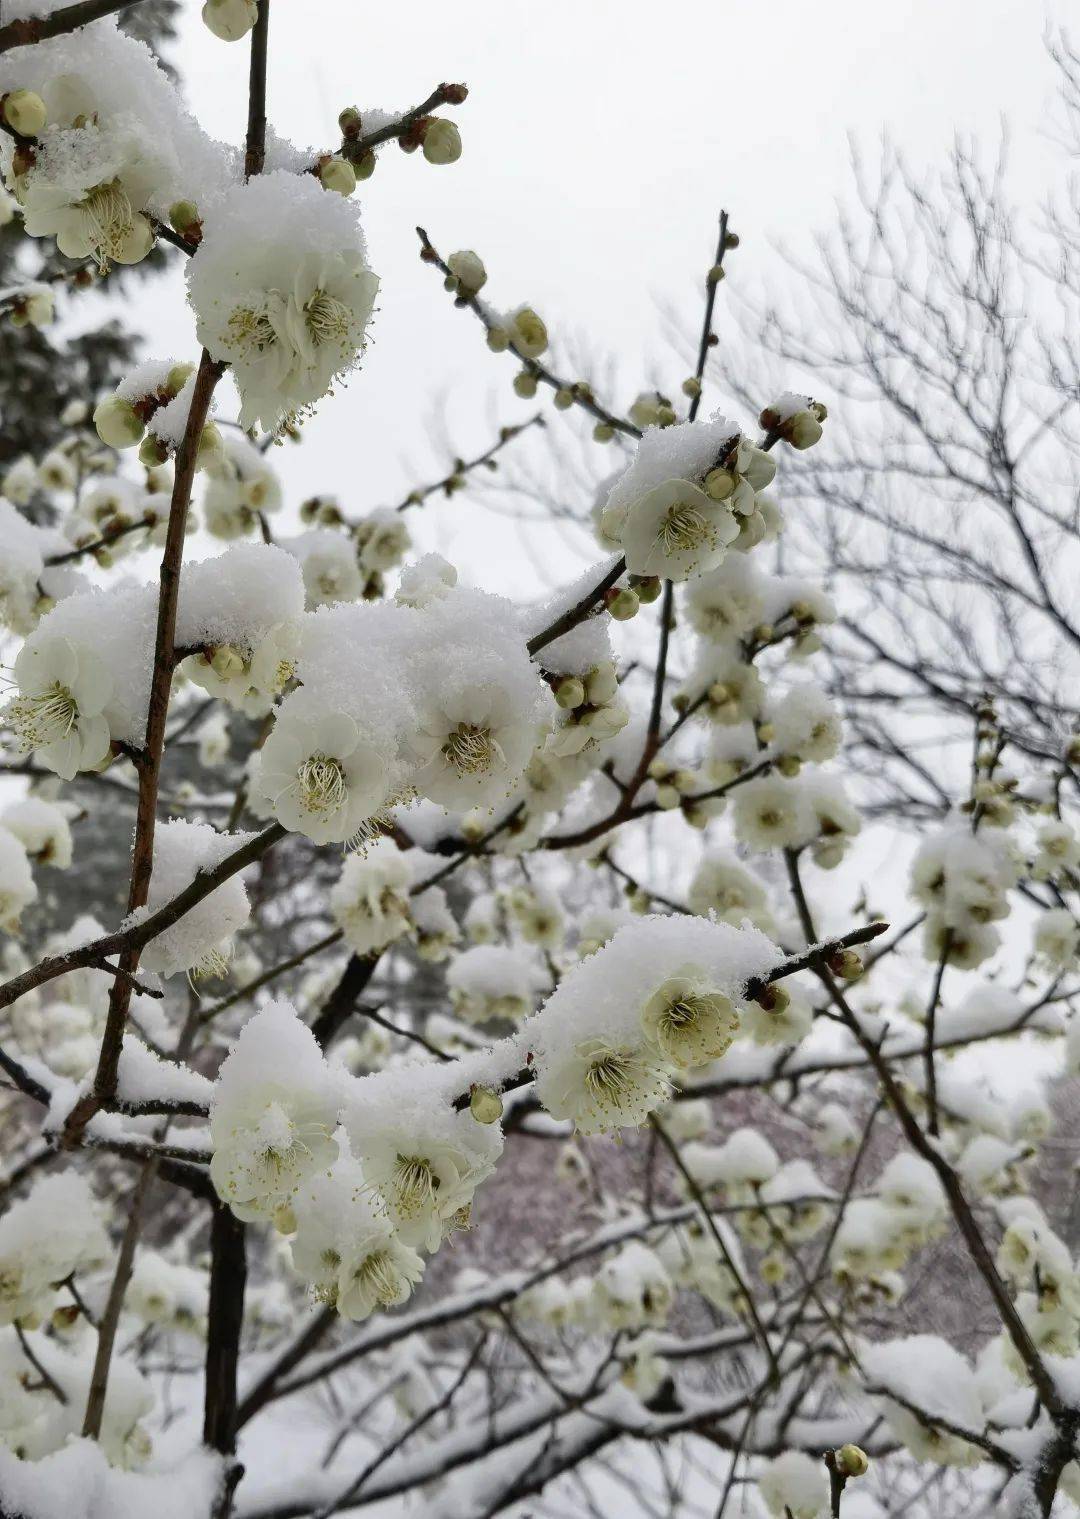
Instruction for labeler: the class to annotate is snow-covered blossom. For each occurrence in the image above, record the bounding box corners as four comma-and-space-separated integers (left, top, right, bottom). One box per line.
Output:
139, 820, 252, 978
355, 508, 411, 574
759, 1450, 829, 1518
187, 172, 379, 431
284, 529, 364, 608
329, 841, 413, 956
683, 554, 766, 641
0, 1175, 108, 1326
447, 944, 544, 1025
290, 1148, 424, 1318
210, 1002, 340, 1223
639, 968, 740, 1068
600, 414, 775, 581
687, 850, 769, 924
345, 1087, 501, 1253
531, 915, 776, 1133
253, 691, 400, 847
732, 774, 814, 852
765, 682, 842, 764
1033, 907, 1080, 971
593, 1243, 673, 1330
0, 827, 38, 932
0, 797, 72, 869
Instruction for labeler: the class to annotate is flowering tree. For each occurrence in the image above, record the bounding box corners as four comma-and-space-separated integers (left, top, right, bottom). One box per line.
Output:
1, 6, 1080, 1519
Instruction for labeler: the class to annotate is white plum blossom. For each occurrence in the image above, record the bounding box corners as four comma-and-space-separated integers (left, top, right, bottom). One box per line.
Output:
6, 635, 113, 780
210, 1001, 340, 1223
0, 797, 72, 870
329, 841, 413, 957
187, 172, 379, 431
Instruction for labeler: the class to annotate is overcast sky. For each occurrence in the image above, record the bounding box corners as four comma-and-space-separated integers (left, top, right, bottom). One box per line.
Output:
104, 0, 1069, 599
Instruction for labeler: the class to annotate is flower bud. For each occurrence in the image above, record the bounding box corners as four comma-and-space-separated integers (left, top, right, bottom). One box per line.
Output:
486, 326, 510, 353
593, 423, 615, 443
706, 263, 725, 284
202, 0, 258, 41
509, 306, 548, 359
513, 370, 538, 399
469, 1085, 504, 1124
585, 664, 618, 705
338, 106, 362, 139
554, 388, 573, 409
836, 1445, 868, 1478
831, 949, 863, 982
555, 676, 586, 710
166, 362, 196, 398
2, 91, 46, 138
354, 149, 376, 180
703, 467, 735, 501
776, 755, 801, 777
629, 574, 661, 603
169, 200, 202, 241
447, 249, 486, 294
94, 396, 145, 450
682, 376, 701, 397
196, 422, 225, 470
655, 784, 680, 810
607, 587, 640, 621
422, 118, 462, 165
138, 434, 168, 468
210, 645, 246, 679
318, 156, 356, 196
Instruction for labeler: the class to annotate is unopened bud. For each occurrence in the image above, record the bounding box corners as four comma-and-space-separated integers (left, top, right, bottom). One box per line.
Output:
422, 118, 462, 165
607, 586, 640, 621
338, 106, 362, 139
2, 90, 46, 138
554, 388, 574, 409
681, 376, 701, 397
704, 467, 735, 501
593, 422, 615, 443
513, 370, 538, 399
831, 949, 863, 982
138, 434, 168, 468
169, 200, 202, 241
469, 1085, 504, 1124
94, 396, 145, 450
555, 676, 586, 710
210, 645, 246, 679
196, 422, 224, 470
447, 249, 486, 294
165, 362, 196, 398
486, 326, 511, 353
836, 1445, 868, 1478
318, 155, 356, 196
201, 0, 259, 41
354, 149, 376, 180
655, 783, 681, 810
630, 574, 662, 604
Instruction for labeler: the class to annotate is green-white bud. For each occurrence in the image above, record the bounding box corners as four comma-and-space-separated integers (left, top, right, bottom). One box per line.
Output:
169, 200, 202, 239
447, 249, 486, 294
486, 326, 511, 353
469, 1086, 504, 1125
94, 396, 145, 450
338, 106, 362, 139
318, 156, 356, 196
555, 676, 586, 710
166, 362, 196, 398
836, 1445, 869, 1478
593, 422, 615, 443
201, 0, 258, 41
354, 149, 376, 181
607, 587, 640, 621
422, 118, 462, 165
554, 387, 574, 410
138, 434, 168, 468
513, 370, 538, 399
196, 422, 225, 470
2, 91, 46, 138
210, 645, 246, 679
703, 467, 735, 501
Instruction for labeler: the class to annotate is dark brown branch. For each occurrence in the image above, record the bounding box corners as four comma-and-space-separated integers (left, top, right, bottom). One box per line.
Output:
0, 0, 146, 52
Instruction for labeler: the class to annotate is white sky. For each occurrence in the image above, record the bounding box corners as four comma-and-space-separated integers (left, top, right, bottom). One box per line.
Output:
110, 0, 1067, 600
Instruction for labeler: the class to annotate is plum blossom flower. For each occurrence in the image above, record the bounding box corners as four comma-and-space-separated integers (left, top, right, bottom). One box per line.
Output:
7, 635, 112, 781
